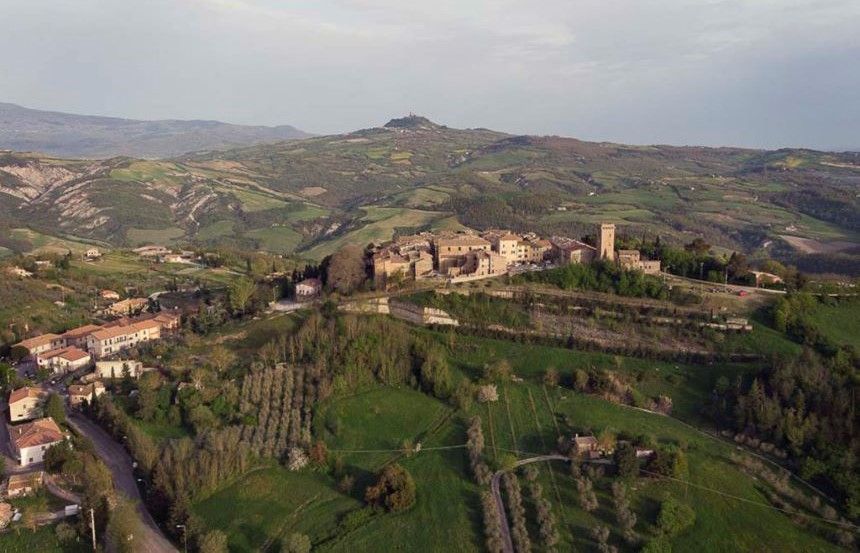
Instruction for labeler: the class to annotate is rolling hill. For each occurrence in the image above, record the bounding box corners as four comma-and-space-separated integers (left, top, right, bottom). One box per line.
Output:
0, 102, 311, 158
1, 115, 858, 273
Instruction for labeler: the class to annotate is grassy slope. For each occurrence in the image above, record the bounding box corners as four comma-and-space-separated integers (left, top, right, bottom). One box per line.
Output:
0, 524, 90, 552
190, 317, 837, 552
302, 207, 447, 260
805, 297, 860, 349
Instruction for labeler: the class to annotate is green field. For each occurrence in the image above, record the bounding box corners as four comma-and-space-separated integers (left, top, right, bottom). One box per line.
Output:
805, 297, 860, 349
303, 207, 446, 260
197, 220, 235, 241
126, 227, 185, 246
187, 319, 839, 553
9, 228, 103, 255
0, 524, 90, 552
246, 226, 303, 253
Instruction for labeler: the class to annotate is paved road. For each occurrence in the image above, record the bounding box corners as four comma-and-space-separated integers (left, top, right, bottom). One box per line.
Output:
491, 454, 612, 553
491, 455, 568, 553
659, 272, 787, 295
68, 412, 178, 553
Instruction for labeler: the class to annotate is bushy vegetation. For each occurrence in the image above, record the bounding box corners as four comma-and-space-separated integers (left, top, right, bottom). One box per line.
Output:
512, 260, 668, 299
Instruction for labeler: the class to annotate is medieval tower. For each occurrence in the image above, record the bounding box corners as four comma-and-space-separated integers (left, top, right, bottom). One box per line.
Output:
598, 223, 615, 261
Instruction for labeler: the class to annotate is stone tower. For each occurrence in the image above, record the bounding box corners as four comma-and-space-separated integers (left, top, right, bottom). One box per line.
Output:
598, 223, 615, 261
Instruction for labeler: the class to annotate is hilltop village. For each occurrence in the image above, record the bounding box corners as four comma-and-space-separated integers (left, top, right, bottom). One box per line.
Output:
372, 222, 661, 284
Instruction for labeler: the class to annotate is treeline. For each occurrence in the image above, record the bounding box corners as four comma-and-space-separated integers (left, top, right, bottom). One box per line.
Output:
773, 293, 858, 359
410, 291, 531, 328
435, 322, 760, 365
708, 350, 859, 517
92, 396, 254, 549
512, 260, 668, 299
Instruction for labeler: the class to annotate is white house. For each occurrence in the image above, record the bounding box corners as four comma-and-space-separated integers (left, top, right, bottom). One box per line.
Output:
94, 359, 144, 379
8, 387, 47, 422
8, 417, 65, 467
295, 278, 322, 299
35, 347, 91, 373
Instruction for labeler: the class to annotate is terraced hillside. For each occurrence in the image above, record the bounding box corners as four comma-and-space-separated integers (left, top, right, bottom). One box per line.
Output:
2, 115, 858, 271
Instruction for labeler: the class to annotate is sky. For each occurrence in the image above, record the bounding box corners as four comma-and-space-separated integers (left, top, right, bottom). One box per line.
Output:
1, 0, 859, 150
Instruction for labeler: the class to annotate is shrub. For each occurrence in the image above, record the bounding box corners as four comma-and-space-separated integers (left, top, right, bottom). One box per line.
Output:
365, 463, 416, 513
656, 496, 696, 537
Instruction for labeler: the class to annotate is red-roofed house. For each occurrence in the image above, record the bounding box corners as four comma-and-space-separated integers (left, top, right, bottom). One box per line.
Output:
8, 417, 65, 466
13, 334, 65, 358
35, 347, 92, 373
86, 319, 161, 358
8, 387, 47, 422
68, 382, 106, 408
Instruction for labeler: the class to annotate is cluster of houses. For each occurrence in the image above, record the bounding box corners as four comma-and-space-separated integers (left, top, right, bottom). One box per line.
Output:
133, 245, 197, 264
13, 311, 180, 374
371, 223, 661, 284
5, 360, 147, 468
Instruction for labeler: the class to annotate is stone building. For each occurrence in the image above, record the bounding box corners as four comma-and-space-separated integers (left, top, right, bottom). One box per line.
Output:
598, 223, 616, 261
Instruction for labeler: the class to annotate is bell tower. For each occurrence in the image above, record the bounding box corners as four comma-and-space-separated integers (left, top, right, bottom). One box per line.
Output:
598, 223, 615, 261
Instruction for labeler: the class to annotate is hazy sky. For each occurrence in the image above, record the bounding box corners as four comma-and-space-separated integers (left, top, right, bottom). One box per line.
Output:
2, 0, 858, 149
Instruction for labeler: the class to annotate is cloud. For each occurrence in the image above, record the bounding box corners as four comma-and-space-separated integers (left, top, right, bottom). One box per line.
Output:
0, 0, 857, 148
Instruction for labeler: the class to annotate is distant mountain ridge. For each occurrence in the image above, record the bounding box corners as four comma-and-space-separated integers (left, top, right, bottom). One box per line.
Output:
0, 114, 857, 275
0, 102, 312, 158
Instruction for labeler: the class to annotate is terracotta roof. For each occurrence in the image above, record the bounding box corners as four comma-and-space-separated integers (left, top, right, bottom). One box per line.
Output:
435, 235, 491, 248
90, 325, 133, 341
55, 347, 90, 362
573, 435, 598, 447
68, 382, 103, 397
10, 417, 64, 449
9, 387, 46, 405
7, 471, 43, 490
14, 334, 61, 351
62, 324, 103, 340
132, 320, 161, 331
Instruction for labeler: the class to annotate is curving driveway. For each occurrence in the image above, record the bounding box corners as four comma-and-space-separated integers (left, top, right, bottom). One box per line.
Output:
491, 454, 611, 553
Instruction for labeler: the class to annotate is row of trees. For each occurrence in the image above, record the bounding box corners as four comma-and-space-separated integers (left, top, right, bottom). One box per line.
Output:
501, 472, 531, 553
238, 364, 321, 460
523, 466, 559, 551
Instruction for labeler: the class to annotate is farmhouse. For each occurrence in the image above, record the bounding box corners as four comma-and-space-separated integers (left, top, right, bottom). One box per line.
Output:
84, 248, 101, 259
295, 278, 323, 299
68, 382, 105, 407
94, 359, 144, 379
6, 267, 33, 278
6, 471, 44, 498
35, 346, 91, 373
105, 297, 148, 316
8, 417, 65, 467
571, 434, 601, 459
14, 334, 65, 357
133, 245, 170, 257
100, 289, 120, 300
8, 387, 47, 422
751, 271, 784, 286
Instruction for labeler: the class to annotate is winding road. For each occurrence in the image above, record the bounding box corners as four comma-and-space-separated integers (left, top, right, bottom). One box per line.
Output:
67, 412, 178, 553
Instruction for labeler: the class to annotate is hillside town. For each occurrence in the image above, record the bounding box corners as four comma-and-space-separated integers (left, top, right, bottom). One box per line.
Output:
371, 222, 661, 284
